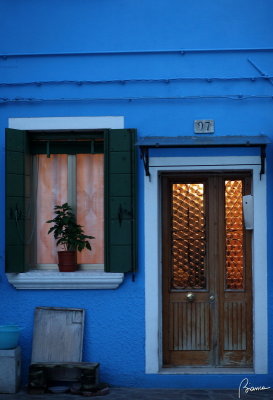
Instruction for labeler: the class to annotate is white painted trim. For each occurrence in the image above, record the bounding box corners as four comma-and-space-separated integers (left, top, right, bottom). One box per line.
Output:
8, 116, 124, 130
145, 156, 267, 374
149, 156, 261, 168
7, 116, 125, 290
159, 367, 254, 374
6, 270, 124, 290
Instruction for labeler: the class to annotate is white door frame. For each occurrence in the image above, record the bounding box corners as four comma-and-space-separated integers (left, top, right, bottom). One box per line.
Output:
144, 155, 267, 374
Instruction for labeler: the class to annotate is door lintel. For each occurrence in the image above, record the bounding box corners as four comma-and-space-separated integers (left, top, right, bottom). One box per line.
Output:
136, 135, 270, 177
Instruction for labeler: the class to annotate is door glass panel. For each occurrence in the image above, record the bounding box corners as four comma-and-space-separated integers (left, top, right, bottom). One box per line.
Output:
225, 180, 244, 289
171, 183, 206, 289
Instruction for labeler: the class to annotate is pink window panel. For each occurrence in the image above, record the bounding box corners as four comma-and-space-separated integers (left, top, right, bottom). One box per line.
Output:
36, 153, 104, 266
76, 154, 104, 265
36, 154, 68, 264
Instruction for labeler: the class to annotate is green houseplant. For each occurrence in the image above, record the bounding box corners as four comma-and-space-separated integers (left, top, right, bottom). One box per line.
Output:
47, 203, 94, 272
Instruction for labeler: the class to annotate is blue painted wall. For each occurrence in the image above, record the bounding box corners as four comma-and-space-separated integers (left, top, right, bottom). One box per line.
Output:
0, 0, 273, 389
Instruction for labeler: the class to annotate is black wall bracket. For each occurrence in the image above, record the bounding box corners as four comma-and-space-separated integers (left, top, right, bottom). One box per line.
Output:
140, 146, 150, 178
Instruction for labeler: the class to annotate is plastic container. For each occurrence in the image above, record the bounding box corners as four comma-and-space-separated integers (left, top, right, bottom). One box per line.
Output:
0, 325, 23, 350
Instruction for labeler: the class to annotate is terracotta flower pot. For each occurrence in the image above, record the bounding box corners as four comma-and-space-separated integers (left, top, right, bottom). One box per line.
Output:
57, 251, 78, 272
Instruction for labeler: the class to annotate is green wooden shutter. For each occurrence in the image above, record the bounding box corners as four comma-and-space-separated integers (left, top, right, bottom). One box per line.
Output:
5, 128, 30, 272
104, 129, 137, 274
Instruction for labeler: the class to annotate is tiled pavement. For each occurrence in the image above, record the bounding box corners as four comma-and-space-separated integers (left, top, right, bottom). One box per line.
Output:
1, 388, 273, 400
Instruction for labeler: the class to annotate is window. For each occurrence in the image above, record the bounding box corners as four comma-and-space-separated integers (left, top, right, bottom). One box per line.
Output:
5, 127, 137, 277
36, 153, 104, 269
31, 132, 104, 270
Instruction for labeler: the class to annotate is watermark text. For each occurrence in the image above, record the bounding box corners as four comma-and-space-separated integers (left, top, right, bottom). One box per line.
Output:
238, 378, 270, 398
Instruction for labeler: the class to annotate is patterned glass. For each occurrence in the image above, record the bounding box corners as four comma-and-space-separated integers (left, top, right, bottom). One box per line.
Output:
171, 183, 206, 289
225, 180, 244, 289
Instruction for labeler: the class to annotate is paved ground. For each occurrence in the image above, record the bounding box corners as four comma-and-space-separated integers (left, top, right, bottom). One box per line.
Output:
1, 388, 273, 400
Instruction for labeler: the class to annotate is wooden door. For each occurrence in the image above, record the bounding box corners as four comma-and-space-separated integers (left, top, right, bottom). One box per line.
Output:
162, 172, 252, 368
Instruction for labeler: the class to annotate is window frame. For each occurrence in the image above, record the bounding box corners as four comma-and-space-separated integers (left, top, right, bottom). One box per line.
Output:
30, 131, 105, 270
5, 116, 136, 290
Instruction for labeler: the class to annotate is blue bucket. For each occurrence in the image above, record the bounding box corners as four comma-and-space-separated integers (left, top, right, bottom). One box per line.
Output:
0, 325, 23, 349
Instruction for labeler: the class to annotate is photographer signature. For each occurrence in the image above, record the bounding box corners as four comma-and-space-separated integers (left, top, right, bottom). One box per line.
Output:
238, 378, 270, 398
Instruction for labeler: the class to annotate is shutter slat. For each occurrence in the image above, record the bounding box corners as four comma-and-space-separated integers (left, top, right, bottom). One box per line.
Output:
104, 129, 137, 274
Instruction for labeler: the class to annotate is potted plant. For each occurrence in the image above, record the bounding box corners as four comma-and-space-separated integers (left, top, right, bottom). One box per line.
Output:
47, 203, 94, 272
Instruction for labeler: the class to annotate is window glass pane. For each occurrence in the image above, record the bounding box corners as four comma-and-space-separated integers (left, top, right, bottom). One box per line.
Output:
36, 153, 104, 267
37, 154, 68, 264
225, 180, 244, 290
171, 183, 206, 289
76, 154, 104, 265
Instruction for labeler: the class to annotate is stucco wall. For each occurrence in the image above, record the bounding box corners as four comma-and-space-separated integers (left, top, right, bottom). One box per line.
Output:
0, 0, 273, 389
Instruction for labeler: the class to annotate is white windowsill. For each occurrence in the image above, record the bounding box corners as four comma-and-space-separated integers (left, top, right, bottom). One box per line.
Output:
6, 270, 124, 290
159, 367, 255, 375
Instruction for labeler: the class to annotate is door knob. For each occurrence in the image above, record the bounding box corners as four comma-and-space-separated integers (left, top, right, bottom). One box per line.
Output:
209, 295, 215, 301
186, 292, 195, 302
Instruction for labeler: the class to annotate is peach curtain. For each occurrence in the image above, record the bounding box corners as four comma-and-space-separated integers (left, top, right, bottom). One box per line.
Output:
36, 153, 104, 266
76, 154, 104, 264
36, 154, 68, 264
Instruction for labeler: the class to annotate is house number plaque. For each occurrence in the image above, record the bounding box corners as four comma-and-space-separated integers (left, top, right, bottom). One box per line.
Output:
194, 119, 214, 134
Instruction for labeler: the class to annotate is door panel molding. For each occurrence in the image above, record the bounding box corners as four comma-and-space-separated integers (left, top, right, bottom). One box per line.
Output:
144, 156, 267, 374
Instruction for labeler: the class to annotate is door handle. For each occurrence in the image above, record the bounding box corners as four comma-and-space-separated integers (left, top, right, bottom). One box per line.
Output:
185, 292, 195, 302
209, 294, 215, 302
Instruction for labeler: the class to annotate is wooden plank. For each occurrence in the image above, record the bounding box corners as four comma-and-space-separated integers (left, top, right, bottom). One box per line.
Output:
31, 307, 85, 363
170, 302, 210, 351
